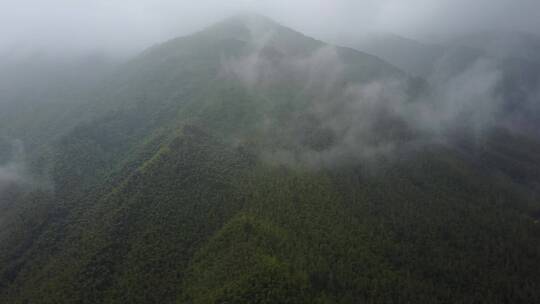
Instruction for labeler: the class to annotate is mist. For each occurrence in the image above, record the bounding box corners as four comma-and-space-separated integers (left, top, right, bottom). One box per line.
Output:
0, 140, 29, 193
2, 2, 540, 302
2, 0, 540, 59
216, 18, 508, 167
2, 0, 540, 168
0, 161, 26, 193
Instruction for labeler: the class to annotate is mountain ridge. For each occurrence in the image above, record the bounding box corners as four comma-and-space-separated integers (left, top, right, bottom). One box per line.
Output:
1, 15, 540, 303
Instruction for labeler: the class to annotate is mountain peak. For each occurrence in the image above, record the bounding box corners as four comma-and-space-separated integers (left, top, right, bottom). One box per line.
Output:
222, 12, 280, 27
183, 13, 324, 57
200, 13, 281, 39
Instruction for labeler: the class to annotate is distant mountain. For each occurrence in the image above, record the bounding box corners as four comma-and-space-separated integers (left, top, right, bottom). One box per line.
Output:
345, 31, 540, 134
339, 32, 444, 77
452, 31, 540, 63
1, 15, 540, 304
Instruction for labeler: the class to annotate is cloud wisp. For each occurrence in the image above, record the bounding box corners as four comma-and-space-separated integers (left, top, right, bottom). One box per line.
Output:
218, 20, 505, 167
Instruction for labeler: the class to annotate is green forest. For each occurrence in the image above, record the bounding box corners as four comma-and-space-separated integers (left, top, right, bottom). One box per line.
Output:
1, 14, 540, 303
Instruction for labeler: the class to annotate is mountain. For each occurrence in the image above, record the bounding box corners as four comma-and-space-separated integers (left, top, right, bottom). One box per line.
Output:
344, 31, 540, 135
1, 15, 540, 303
338, 32, 444, 77
452, 31, 540, 63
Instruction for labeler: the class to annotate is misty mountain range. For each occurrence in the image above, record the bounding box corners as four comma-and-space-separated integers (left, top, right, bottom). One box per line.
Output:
1, 14, 540, 303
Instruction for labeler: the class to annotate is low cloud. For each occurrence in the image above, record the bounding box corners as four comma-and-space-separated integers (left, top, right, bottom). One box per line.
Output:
220, 21, 506, 168
0, 140, 47, 194
0, 162, 27, 192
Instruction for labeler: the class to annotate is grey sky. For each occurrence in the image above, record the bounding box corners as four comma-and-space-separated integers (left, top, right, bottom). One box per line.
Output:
1, 0, 540, 57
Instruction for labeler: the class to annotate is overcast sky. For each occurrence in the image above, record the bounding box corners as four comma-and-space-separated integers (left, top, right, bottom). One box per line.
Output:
1, 0, 540, 57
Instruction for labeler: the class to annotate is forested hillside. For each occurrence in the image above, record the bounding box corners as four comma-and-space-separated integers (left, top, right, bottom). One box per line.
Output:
1, 15, 540, 303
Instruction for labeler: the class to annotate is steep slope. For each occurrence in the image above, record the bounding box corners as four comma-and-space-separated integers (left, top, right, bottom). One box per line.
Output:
1, 15, 540, 304
0, 14, 411, 303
